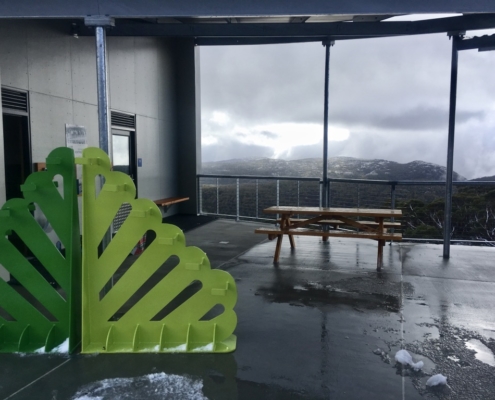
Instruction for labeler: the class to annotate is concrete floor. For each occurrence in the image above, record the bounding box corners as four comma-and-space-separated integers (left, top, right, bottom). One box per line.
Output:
1, 218, 495, 399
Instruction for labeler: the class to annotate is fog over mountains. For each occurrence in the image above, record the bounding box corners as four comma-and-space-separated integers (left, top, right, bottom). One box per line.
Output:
202, 156, 468, 181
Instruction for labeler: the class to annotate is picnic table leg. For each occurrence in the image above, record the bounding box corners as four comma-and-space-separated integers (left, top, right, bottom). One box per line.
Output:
274, 234, 283, 263
377, 239, 385, 271
286, 217, 296, 248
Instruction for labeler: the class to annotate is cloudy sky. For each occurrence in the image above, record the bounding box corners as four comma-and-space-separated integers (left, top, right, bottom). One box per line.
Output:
200, 15, 495, 179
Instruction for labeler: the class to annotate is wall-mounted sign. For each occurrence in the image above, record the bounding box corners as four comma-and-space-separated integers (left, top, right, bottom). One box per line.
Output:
65, 124, 87, 157
66, 124, 87, 195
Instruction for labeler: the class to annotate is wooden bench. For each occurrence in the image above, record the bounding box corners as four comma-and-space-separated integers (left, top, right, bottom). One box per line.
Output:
153, 196, 189, 211
256, 206, 402, 271
277, 218, 400, 230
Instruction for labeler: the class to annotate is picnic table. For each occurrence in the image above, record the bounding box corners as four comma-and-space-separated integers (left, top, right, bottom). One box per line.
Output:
255, 206, 402, 270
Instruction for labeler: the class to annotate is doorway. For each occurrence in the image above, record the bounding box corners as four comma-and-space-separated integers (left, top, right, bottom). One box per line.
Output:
2, 114, 31, 200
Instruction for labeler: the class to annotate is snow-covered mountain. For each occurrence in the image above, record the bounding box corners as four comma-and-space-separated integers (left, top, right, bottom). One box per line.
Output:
202, 156, 466, 181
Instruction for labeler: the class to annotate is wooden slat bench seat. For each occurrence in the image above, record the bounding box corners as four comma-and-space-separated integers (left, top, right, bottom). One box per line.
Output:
256, 206, 402, 271
153, 196, 189, 210
276, 218, 401, 229
255, 227, 402, 240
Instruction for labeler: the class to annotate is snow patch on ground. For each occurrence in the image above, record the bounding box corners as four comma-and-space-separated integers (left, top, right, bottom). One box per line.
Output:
72, 372, 208, 400
395, 349, 424, 370
426, 374, 448, 387
51, 338, 69, 353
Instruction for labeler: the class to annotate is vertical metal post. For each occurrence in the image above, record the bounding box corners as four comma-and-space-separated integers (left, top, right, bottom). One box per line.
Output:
327, 180, 331, 207
236, 178, 240, 221
297, 181, 300, 218
322, 40, 333, 208
94, 25, 112, 156
85, 17, 115, 275
198, 178, 203, 215
443, 34, 460, 259
216, 178, 219, 215
391, 184, 396, 210
390, 183, 396, 239
319, 181, 322, 207
276, 179, 280, 222
256, 179, 259, 219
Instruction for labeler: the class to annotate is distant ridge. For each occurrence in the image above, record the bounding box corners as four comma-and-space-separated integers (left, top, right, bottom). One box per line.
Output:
470, 175, 495, 182
202, 157, 466, 181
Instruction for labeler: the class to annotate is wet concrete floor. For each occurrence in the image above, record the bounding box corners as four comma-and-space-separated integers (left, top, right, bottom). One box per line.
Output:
1, 219, 495, 399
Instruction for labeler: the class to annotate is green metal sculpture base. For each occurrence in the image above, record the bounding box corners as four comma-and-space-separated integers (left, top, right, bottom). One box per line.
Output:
78, 148, 237, 353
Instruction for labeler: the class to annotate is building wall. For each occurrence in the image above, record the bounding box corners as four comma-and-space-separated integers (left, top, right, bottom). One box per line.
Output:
0, 20, 193, 211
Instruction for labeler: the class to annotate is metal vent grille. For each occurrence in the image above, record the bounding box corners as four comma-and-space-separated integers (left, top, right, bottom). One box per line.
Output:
1, 87, 28, 113
111, 112, 136, 129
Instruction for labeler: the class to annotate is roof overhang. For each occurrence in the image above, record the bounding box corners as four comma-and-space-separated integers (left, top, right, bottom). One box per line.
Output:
74, 14, 495, 45
1, 0, 495, 18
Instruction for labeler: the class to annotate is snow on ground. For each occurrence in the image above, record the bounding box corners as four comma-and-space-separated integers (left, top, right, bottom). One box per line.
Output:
72, 372, 208, 400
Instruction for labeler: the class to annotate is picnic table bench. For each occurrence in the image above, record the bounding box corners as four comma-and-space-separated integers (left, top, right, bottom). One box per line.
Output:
255, 206, 402, 270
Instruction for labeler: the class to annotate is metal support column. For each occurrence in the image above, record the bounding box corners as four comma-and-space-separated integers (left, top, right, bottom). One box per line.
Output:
85, 16, 115, 155
443, 34, 461, 259
85, 17, 115, 292
322, 40, 334, 208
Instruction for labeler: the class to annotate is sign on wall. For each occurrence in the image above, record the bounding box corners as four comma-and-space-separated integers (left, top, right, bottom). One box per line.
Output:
65, 124, 87, 195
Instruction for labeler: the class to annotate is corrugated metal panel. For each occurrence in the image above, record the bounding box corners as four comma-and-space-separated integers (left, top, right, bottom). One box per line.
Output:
1, 87, 29, 113
111, 112, 136, 129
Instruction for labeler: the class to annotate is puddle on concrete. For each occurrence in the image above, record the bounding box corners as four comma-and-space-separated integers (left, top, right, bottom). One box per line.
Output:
256, 275, 415, 314
257, 284, 401, 313
465, 339, 495, 367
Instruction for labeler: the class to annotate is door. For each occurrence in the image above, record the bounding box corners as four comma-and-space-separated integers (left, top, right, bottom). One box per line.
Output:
112, 129, 137, 190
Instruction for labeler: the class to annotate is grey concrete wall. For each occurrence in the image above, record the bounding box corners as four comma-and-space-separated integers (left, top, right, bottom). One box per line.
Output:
0, 20, 187, 209
175, 39, 201, 215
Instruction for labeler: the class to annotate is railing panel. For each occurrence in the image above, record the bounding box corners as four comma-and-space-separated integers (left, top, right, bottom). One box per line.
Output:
198, 175, 495, 245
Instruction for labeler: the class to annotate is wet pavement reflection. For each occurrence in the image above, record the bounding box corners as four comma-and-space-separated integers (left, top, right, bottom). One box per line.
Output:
1, 221, 495, 400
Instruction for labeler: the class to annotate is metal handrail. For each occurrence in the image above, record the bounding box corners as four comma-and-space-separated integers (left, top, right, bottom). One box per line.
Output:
197, 174, 495, 244
198, 173, 495, 186
197, 173, 320, 182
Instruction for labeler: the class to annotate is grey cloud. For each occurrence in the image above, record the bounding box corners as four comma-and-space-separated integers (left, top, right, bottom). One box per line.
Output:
200, 33, 495, 179
371, 107, 484, 131
202, 139, 273, 163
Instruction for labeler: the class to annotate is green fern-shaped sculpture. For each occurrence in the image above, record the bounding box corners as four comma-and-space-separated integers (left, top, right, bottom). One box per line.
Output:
0, 148, 81, 353
78, 147, 237, 353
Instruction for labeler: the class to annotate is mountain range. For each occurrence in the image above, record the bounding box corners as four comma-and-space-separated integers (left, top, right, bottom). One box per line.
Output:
202, 157, 467, 181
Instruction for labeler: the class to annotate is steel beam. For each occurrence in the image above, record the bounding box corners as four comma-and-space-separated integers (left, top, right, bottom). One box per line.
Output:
3, 0, 495, 18
76, 14, 495, 39
443, 34, 460, 259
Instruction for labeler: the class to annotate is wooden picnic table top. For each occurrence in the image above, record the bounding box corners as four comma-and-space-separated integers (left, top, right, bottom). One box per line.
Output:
263, 206, 402, 218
